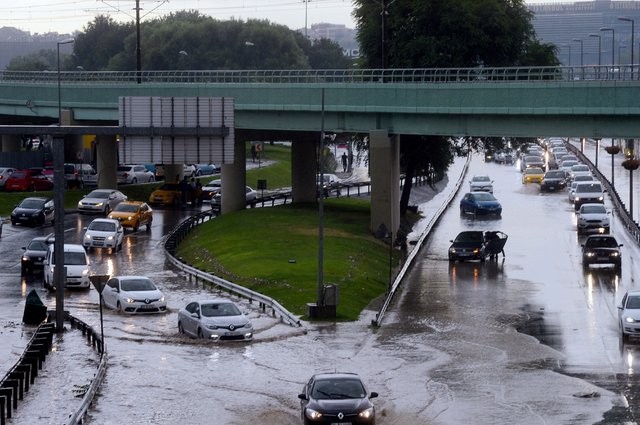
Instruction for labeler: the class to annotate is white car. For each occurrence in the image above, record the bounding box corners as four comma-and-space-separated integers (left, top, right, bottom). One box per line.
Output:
101, 276, 167, 314
78, 189, 128, 215
211, 186, 257, 210
576, 203, 610, 234
569, 164, 591, 181
43, 244, 91, 290
469, 175, 493, 193
183, 164, 197, 178
117, 164, 155, 184
178, 299, 253, 340
82, 218, 124, 253
568, 175, 596, 203
618, 291, 640, 342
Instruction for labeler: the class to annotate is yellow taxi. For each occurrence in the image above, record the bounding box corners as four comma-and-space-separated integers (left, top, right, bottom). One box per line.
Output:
108, 201, 153, 231
148, 182, 182, 206
522, 167, 545, 184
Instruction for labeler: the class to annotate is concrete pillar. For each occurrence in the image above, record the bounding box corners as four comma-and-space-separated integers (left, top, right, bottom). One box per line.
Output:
60, 109, 83, 163
164, 164, 183, 183
369, 130, 400, 240
291, 138, 317, 203
220, 139, 247, 214
95, 135, 118, 189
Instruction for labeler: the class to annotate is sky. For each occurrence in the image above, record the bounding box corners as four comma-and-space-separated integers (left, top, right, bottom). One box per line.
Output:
1, 0, 563, 35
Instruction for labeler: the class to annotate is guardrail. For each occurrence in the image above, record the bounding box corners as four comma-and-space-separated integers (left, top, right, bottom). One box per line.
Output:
373, 154, 472, 327
0, 65, 636, 84
566, 142, 640, 245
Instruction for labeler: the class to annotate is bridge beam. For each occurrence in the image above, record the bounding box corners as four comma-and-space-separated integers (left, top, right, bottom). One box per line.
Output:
369, 130, 400, 240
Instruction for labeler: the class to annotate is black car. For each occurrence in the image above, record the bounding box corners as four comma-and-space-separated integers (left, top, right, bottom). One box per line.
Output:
448, 231, 485, 262
298, 372, 378, 424
10, 197, 54, 227
540, 170, 568, 192
582, 234, 622, 270
21, 234, 54, 275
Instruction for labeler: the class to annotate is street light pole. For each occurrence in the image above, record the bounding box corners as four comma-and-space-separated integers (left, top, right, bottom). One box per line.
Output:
619, 17, 635, 79
589, 33, 602, 78
573, 38, 584, 79
55, 37, 74, 333
601, 27, 615, 75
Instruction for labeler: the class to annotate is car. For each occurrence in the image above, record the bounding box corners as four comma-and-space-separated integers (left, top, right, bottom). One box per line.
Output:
520, 155, 545, 172
78, 189, 127, 215
469, 175, 493, 193
64, 163, 97, 189
0, 167, 16, 189
459, 192, 502, 216
177, 299, 254, 340
108, 201, 153, 231
522, 167, 545, 184
82, 218, 124, 252
568, 164, 591, 181
101, 276, 167, 314
183, 164, 197, 178
148, 182, 182, 206
576, 203, 610, 234
117, 164, 155, 184
10, 197, 54, 227
581, 234, 622, 270
298, 372, 378, 425
21, 234, 54, 275
559, 159, 579, 174
618, 291, 640, 342
200, 179, 222, 201
43, 243, 91, 290
317, 174, 341, 197
5, 169, 54, 192
540, 170, 567, 191
448, 230, 485, 262
194, 163, 219, 176
568, 175, 596, 203
211, 186, 257, 211
573, 181, 605, 210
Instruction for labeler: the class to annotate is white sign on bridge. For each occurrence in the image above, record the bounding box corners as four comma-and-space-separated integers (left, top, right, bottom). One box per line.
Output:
118, 96, 234, 165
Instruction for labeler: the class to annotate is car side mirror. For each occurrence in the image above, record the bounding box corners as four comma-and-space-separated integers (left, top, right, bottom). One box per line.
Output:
617, 305, 623, 310
191, 312, 200, 319
619, 244, 624, 247
370, 392, 379, 399
298, 393, 308, 401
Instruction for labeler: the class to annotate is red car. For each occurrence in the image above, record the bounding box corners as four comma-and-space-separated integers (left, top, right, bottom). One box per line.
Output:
5, 169, 54, 192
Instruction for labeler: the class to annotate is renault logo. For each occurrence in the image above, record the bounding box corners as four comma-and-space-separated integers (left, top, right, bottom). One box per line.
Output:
337, 412, 344, 420
144, 299, 150, 304
229, 324, 236, 331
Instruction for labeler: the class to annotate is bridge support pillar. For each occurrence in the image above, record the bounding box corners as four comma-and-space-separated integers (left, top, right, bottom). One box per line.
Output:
164, 164, 183, 183
95, 135, 118, 189
292, 138, 317, 203
60, 110, 84, 164
220, 139, 247, 214
369, 130, 400, 241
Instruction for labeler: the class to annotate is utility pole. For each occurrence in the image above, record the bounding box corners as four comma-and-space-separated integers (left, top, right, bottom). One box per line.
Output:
136, 0, 141, 84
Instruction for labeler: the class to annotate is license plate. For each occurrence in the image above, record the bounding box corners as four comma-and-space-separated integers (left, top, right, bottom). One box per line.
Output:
597, 257, 609, 261
331, 422, 352, 425
548, 186, 555, 190
92, 241, 102, 246
139, 305, 155, 310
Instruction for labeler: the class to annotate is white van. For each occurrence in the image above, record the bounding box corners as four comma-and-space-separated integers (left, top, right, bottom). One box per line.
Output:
43, 244, 91, 290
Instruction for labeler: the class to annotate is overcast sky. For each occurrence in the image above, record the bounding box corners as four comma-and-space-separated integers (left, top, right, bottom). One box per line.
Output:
1, 0, 566, 35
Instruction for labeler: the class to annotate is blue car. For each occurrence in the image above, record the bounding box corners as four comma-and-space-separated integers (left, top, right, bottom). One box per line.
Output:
459, 192, 502, 216
195, 164, 219, 176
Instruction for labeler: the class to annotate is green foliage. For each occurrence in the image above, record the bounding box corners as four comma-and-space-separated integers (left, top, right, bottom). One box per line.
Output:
5, 49, 66, 71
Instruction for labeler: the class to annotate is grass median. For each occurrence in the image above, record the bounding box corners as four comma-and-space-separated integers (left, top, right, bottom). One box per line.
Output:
175, 198, 398, 321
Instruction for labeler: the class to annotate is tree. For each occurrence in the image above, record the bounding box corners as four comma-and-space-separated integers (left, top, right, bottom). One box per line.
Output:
353, 0, 559, 215
74, 15, 133, 70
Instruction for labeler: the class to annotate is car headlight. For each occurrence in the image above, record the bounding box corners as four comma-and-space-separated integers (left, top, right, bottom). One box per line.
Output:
472, 248, 479, 254
125, 297, 135, 303
96, 202, 104, 207
449, 247, 456, 254
21, 255, 28, 262
84, 234, 91, 240
626, 316, 636, 323
574, 197, 581, 201
107, 235, 114, 241
159, 296, 165, 302
127, 215, 134, 220
206, 324, 219, 330
77, 201, 82, 208
358, 407, 375, 419
82, 268, 89, 276
305, 408, 322, 420
611, 252, 620, 257
586, 252, 596, 257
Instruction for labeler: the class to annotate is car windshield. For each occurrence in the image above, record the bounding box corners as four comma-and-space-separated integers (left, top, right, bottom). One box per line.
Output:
10, 171, 26, 178
574, 175, 594, 182
114, 203, 139, 213
525, 156, 541, 162
19, 199, 45, 209
586, 237, 619, 248
311, 378, 366, 400
472, 193, 496, 201
576, 183, 602, 192
120, 278, 156, 291
473, 176, 490, 182
581, 205, 606, 214
51, 251, 87, 266
562, 161, 578, 168
545, 171, 564, 178
200, 302, 241, 317
27, 240, 49, 251
572, 165, 589, 172
454, 232, 484, 243
88, 221, 116, 232
626, 296, 640, 309
117, 166, 132, 172
87, 190, 110, 199
525, 168, 543, 174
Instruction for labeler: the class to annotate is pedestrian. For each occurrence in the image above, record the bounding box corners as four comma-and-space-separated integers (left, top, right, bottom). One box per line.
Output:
341, 152, 348, 172
348, 152, 354, 172
251, 144, 257, 163
189, 177, 197, 204
179, 175, 188, 205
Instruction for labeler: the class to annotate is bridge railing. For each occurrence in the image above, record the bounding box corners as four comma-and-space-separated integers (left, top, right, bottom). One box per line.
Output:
0, 65, 636, 84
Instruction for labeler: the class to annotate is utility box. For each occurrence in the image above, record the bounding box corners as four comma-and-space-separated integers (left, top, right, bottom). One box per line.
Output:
323, 284, 338, 306
306, 285, 339, 320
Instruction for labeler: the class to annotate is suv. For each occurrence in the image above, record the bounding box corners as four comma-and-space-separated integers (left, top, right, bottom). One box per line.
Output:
43, 244, 91, 290
573, 182, 605, 210
64, 163, 97, 189
576, 203, 610, 234
581, 234, 622, 271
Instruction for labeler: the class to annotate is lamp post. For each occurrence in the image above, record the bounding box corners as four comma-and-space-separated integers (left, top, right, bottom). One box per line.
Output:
619, 17, 635, 79
589, 33, 602, 78
573, 38, 584, 79
622, 157, 640, 221
605, 140, 621, 187
55, 37, 74, 333
601, 27, 616, 76
303, 0, 310, 38
561, 44, 572, 66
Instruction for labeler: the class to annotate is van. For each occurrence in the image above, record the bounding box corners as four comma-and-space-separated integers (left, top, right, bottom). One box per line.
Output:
64, 163, 97, 189
43, 244, 91, 290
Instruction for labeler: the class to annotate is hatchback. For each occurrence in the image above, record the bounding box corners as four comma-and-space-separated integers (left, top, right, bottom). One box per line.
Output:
178, 299, 253, 341
0, 167, 16, 189
21, 234, 54, 275
459, 192, 502, 216
618, 291, 640, 342
101, 276, 167, 314
108, 201, 153, 231
581, 234, 622, 270
298, 372, 378, 424
82, 218, 124, 253
11, 197, 54, 227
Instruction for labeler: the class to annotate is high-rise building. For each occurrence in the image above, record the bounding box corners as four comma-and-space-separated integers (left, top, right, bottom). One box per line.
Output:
529, 0, 640, 67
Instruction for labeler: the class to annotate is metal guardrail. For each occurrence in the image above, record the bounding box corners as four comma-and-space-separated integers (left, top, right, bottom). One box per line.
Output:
566, 142, 640, 246
373, 154, 472, 327
0, 65, 637, 84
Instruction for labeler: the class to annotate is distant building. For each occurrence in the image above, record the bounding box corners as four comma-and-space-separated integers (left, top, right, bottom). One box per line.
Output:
529, 0, 640, 67
301, 23, 359, 58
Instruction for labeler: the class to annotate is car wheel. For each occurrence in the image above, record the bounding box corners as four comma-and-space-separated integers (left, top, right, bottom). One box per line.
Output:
11, 220, 15, 226
178, 322, 185, 334
132, 177, 138, 184
149, 176, 155, 183
133, 221, 140, 232
105, 205, 111, 215
197, 328, 204, 339
146, 219, 152, 231
116, 301, 123, 312
622, 329, 630, 343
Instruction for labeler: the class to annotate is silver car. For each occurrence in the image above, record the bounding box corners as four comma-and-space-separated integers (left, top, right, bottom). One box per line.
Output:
618, 291, 640, 342
178, 299, 253, 341
78, 189, 127, 215
101, 276, 167, 314
117, 164, 155, 184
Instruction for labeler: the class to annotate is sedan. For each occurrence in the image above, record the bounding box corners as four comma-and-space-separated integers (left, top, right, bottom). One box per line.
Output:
576, 203, 610, 234
469, 175, 493, 193
117, 164, 155, 184
78, 189, 127, 215
108, 201, 153, 231
195, 163, 219, 176
618, 291, 640, 342
581, 234, 622, 270
11, 197, 54, 227
522, 167, 545, 184
211, 186, 258, 211
101, 276, 167, 314
83, 218, 124, 253
148, 183, 181, 206
298, 372, 378, 425
448, 230, 486, 262
5, 169, 53, 192
178, 299, 254, 341
540, 170, 567, 192
459, 192, 502, 216
21, 234, 54, 275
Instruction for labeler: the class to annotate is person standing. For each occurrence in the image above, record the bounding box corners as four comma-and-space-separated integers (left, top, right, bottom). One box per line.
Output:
341, 152, 348, 172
